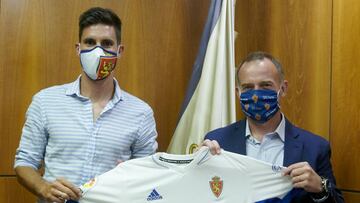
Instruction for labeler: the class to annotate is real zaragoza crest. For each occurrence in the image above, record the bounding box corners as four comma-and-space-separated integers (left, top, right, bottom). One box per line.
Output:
209, 176, 223, 198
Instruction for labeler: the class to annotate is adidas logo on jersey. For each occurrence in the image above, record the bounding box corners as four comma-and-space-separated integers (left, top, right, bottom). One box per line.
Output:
147, 189, 163, 201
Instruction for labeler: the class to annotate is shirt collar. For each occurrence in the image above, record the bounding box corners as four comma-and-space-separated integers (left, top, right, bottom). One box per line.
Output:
65, 75, 124, 103
245, 113, 286, 142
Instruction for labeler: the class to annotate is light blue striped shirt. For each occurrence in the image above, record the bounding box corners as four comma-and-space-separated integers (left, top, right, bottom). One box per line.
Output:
15, 76, 158, 187
245, 114, 285, 166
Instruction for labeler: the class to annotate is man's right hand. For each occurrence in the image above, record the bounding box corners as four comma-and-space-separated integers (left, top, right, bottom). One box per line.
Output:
39, 178, 82, 203
15, 166, 82, 203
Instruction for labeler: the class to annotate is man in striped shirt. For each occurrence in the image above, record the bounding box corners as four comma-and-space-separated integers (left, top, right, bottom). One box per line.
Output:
14, 7, 158, 203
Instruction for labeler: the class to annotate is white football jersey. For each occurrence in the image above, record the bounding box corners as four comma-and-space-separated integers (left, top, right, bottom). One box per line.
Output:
79, 147, 293, 203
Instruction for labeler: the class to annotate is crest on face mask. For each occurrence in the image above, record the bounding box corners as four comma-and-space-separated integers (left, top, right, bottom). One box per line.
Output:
96, 56, 117, 80
80, 46, 118, 80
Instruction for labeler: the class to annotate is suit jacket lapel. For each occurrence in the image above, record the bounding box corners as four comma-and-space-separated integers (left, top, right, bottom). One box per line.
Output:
283, 119, 304, 167
231, 120, 247, 155
238, 120, 247, 155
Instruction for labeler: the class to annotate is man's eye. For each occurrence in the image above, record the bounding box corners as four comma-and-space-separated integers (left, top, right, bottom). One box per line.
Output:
265, 82, 274, 87
84, 39, 96, 46
101, 41, 114, 47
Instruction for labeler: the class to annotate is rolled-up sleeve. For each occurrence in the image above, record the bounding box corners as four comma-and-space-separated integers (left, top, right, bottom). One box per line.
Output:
14, 93, 47, 170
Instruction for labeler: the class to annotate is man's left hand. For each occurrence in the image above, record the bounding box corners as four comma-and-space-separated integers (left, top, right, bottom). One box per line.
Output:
199, 139, 221, 155
283, 162, 323, 193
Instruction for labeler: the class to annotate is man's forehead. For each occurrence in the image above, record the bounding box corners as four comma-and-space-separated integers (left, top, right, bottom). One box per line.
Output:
241, 58, 274, 69
81, 24, 116, 38
239, 59, 280, 82
86, 24, 114, 30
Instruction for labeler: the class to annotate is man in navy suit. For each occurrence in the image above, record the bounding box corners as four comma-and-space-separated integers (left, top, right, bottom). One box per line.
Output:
204, 52, 343, 203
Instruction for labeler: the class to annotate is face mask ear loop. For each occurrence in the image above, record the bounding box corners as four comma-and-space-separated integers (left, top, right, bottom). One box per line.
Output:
77, 43, 81, 55
277, 86, 282, 109
237, 88, 242, 99
116, 45, 121, 57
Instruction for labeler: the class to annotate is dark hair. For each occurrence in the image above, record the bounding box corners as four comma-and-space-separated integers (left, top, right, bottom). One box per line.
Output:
236, 51, 284, 85
79, 7, 122, 44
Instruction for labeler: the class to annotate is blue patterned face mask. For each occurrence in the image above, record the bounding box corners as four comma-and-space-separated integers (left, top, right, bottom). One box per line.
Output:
239, 89, 280, 123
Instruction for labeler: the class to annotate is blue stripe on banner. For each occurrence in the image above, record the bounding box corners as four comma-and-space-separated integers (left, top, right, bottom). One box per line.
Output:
178, 0, 224, 119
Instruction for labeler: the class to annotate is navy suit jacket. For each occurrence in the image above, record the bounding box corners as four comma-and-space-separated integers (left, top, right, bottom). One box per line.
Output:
205, 119, 344, 203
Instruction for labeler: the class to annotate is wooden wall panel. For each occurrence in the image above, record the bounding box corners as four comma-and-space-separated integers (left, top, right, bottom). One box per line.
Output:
342, 191, 360, 203
0, 177, 36, 203
0, 0, 50, 176
0, 178, 36, 203
235, 0, 332, 139
332, 0, 360, 192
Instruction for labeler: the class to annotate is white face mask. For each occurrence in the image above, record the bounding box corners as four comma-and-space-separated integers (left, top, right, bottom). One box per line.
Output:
79, 46, 118, 80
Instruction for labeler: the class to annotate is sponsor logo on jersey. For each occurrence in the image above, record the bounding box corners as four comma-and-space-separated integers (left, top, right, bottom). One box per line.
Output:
147, 189, 163, 201
80, 178, 97, 195
272, 165, 283, 173
209, 176, 223, 198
